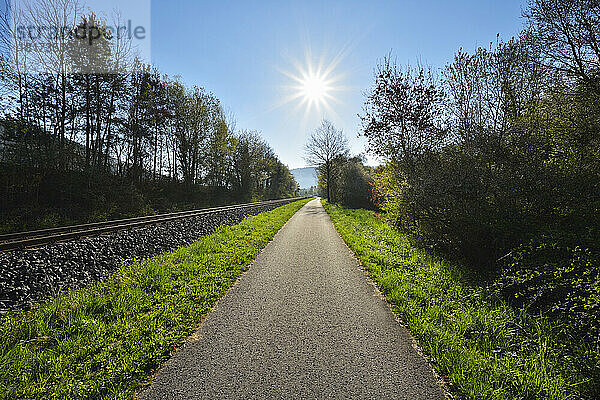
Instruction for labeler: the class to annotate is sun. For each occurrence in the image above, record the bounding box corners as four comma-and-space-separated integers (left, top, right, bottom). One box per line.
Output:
289, 65, 336, 112
299, 73, 330, 107
277, 50, 347, 117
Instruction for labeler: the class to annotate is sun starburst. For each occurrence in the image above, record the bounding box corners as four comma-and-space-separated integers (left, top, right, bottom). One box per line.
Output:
277, 48, 347, 119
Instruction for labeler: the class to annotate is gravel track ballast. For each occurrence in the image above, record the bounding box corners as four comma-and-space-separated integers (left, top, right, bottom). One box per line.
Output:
0, 200, 298, 311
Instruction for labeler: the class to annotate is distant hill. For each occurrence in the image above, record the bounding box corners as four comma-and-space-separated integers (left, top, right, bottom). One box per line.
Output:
290, 167, 318, 189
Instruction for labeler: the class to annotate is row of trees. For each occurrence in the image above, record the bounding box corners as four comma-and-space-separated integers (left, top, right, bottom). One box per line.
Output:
361, 0, 600, 267
0, 2, 296, 230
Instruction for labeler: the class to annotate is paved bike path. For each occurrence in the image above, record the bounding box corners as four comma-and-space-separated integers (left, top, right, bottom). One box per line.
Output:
138, 199, 447, 399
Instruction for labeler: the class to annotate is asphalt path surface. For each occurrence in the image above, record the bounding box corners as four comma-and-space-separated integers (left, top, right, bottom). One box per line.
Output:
138, 199, 447, 399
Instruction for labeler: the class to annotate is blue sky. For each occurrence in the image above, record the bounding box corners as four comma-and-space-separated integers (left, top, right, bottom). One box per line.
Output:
149, 0, 527, 168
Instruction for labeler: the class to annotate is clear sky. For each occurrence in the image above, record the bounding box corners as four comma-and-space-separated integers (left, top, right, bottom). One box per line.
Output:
154, 0, 525, 168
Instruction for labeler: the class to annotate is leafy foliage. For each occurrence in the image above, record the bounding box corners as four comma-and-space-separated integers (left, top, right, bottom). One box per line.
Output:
317, 155, 375, 209
362, 15, 600, 268
357, 7, 600, 392
493, 242, 600, 349
0, 9, 297, 232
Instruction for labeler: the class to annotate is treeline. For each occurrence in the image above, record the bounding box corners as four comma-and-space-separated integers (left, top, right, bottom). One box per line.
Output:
361, 0, 600, 348
0, 7, 296, 231
363, 0, 600, 266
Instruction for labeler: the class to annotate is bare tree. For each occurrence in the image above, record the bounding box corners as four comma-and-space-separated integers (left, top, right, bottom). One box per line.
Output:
304, 119, 348, 201
526, 0, 600, 92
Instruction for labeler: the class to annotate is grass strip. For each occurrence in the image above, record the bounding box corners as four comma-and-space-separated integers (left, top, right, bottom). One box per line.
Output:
0, 198, 311, 400
323, 200, 594, 400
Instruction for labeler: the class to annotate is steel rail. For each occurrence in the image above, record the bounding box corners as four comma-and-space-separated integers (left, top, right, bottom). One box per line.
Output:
0, 197, 307, 251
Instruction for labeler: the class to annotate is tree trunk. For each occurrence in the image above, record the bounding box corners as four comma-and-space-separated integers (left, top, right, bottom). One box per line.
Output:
326, 161, 331, 202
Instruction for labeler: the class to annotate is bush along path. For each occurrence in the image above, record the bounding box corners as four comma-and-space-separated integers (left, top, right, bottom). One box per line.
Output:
0, 198, 311, 400
323, 201, 598, 400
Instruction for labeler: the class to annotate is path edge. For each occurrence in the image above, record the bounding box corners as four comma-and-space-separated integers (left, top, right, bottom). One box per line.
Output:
320, 199, 452, 399
134, 199, 311, 398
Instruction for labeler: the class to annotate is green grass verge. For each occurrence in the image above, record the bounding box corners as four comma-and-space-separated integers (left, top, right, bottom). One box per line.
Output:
0, 198, 311, 400
323, 200, 595, 400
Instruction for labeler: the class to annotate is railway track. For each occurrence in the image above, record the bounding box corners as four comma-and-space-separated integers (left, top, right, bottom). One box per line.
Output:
0, 197, 307, 252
